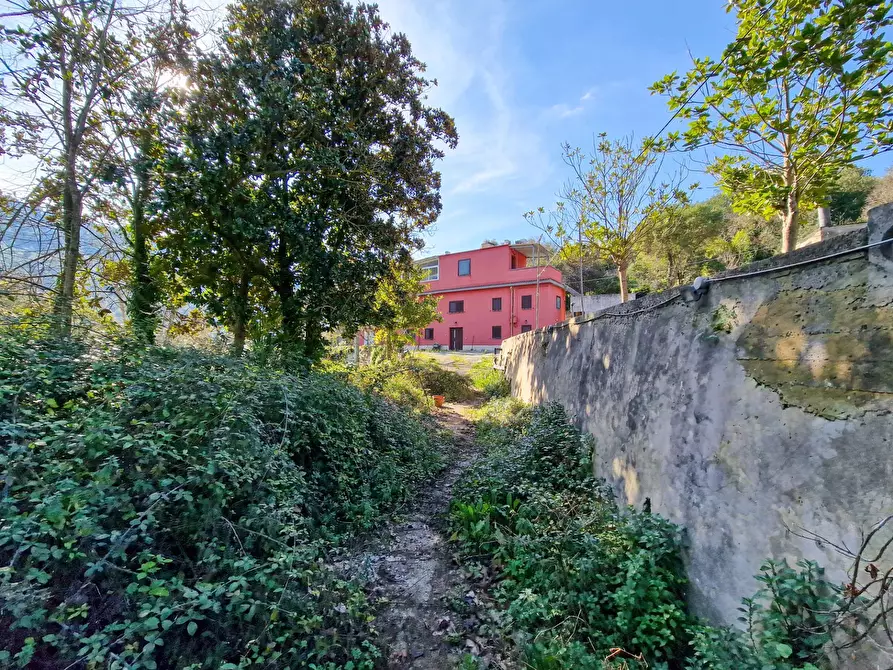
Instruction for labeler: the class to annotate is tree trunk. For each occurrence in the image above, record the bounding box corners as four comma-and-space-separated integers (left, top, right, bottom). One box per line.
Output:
231, 270, 250, 356
618, 262, 629, 303
129, 146, 155, 344
781, 163, 799, 253
53, 52, 82, 338
55, 161, 82, 337
781, 201, 799, 254
666, 250, 675, 288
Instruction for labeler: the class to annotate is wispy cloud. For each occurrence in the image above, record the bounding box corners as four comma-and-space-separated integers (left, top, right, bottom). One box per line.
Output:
548, 103, 585, 119
374, 0, 552, 198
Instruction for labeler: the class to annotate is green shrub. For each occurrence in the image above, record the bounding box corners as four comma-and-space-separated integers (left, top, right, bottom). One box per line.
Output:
0, 332, 441, 668
469, 356, 510, 398
453, 400, 846, 670
687, 559, 840, 670
468, 396, 532, 451
409, 356, 475, 401
451, 403, 691, 666
380, 371, 434, 412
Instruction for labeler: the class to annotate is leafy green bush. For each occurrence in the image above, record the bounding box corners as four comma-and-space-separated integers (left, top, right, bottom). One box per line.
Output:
469, 356, 510, 398
409, 356, 475, 401
687, 559, 841, 670
451, 403, 690, 666
468, 396, 532, 451
0, 332, 441, 668
453, 399, 846, 670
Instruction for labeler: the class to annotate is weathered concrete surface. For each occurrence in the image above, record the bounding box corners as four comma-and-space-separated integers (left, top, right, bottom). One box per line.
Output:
500, 207, 893, 662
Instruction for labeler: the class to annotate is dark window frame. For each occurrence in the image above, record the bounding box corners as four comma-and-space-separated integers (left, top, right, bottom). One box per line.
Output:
423, 328, 434, 340
492, 325, 502, 339
521, 294, 533, 310
521, 324, 532, 333
556, 295, 562, 310
448, 300, 465, 313
458, 259, 471, 276
491, 297, 502, 312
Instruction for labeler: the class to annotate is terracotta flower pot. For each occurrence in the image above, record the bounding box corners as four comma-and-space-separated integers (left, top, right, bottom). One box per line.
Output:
432, 395, 445, 408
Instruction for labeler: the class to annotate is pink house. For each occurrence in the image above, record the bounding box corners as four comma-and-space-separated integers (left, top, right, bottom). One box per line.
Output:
415, 242, 566, 350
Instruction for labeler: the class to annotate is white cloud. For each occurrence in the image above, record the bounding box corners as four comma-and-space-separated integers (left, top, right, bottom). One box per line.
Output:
373, 0, 552, 197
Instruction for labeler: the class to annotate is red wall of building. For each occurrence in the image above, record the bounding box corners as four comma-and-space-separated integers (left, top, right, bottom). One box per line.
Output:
415, 244, 567, 349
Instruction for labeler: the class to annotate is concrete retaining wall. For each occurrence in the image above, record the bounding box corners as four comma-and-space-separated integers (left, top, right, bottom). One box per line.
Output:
500, 206, 893, 660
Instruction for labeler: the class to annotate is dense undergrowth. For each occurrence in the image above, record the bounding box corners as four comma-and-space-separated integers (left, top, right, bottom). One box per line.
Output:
320, 351, 476, 412
0, 330, 443, 669
450, 400, 844, 670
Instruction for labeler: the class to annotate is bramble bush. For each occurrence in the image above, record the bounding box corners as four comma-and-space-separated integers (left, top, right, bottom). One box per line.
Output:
0, 330, 442, 668
451, 400, 847, 669
319, 354, 474, 408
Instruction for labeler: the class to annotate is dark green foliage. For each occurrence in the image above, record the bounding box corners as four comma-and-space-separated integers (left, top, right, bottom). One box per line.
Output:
411, 358, 476, 401
451, 403, 691, 666
825, 166, 876, 226
320, 354, 474, 407
686, 558, 840, 670
160, 0, 457, 363
0, 330, 441, 668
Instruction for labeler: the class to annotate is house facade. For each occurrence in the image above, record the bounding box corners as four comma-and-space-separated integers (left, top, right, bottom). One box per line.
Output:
415, 242, 566, 350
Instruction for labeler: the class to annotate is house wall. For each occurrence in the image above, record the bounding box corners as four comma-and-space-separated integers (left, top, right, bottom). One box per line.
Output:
426, 245, 561, 292
417, 243, 566, 349
498, 208, 893, 667
419, 283, 566, 349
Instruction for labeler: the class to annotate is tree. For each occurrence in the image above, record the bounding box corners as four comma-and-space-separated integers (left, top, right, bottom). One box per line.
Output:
866, 165, 893, 212
371, 263, 440, 360
632, 195, 728, 291
652, 0, 893, 252
824, 165, 876, 225
160, 0, 456, 363
527, 134, 694, 302
0, 0, 178, 336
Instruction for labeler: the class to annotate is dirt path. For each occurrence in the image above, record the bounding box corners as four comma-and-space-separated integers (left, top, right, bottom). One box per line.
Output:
342, 403, 481, 669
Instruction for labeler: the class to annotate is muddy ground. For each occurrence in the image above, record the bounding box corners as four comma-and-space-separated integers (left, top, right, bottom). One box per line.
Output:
338, 403, 496, 669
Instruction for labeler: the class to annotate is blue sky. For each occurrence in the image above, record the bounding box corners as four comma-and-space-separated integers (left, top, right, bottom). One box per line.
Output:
373, 0, 891, 257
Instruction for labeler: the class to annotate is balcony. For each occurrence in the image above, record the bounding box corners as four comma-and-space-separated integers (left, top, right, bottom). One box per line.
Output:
507, 265, 562, 284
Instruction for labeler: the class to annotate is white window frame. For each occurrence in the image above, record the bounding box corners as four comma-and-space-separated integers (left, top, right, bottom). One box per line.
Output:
419, 260, 439, 281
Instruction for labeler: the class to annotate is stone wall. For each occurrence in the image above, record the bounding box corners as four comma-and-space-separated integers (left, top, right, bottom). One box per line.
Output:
570, 293, 635, 314
500, 207, 893, 659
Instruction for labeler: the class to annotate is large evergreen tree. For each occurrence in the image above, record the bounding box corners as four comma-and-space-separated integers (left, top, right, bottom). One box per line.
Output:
161, 0, 456, 362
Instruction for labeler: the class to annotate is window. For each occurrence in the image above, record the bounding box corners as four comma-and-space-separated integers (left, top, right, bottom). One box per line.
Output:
491, 297, 502, 312
419, 260, 439, 281
511, 255, 517, 269
556, 296, 562, 310
458, 259, 471, 276
521, 324, 532, 333
521, 294, 533, 310
423, 328, 434, 340
448, 300, 464, 313
492, 325, 502, 339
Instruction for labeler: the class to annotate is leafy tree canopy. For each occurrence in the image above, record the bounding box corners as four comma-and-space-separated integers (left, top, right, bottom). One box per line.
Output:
652, 0, 893, 252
